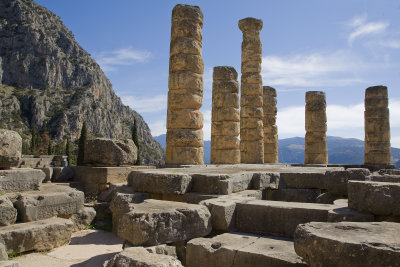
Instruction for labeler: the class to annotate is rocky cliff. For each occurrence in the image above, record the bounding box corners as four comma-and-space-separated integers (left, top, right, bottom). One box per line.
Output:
0, 0, 164, 165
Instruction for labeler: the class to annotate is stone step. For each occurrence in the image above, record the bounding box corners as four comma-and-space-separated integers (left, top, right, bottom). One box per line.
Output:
11, 183, 84, 222
187, 232, 306, 267
266, 188, 322, 203
348, 180, 400, 218
235, 200, 341, 238
294, 221, 400, 267
0, 169, 44, 192
112, 199, 212, 246
0, 196, 17, 226
0, 218, 73, 255
105, 247, 183, 267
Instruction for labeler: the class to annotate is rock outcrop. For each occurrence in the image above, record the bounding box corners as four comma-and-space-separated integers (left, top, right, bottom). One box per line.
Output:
0, 0, 163, 165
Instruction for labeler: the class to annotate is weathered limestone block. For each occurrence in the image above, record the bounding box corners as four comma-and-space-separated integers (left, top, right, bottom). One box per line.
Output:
109, 191, 149, 235
128, 170, 192, 194
369, 174, 400, 183
364, 86, 392, 165
0, 261, 19, 267
40, 166, 53, 183
211, 121, 240, 136
84, 138, 137, 166
14, 184, 84, 222
263, 86, 278, 163
294, 221, 400, 267
0, 196, 17, 226
236, 200, 338, 237
115, 199, 211, 246
0, 129, 22, 169
251, 172, 280, 189
0, 243, 6, 261
0, 169, 44, 192
191, 173, 253, 195
305, 91, 328, 164
327, 207, 374, 222
187, 233, 306, 267
211, 67, 240, 164
266, 188, 321, 203
0, 218, 73, 254
65, 206, 96, 231
348, 180, 400, 216
106, 247, 183, 267
200, 195, 258, 231
166, 4, 204, 165
239, 17, 264, 164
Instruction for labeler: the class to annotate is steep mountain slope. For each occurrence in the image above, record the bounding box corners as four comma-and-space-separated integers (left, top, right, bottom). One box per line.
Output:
155, 134, 400, 167
0, 0, 164, 164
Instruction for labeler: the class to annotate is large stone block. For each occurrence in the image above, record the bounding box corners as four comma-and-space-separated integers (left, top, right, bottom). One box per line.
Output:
0, 196, 16, 226
348, 180, 400, 216
210, 149, 240, 164
266, 188, 321, 203
73, 166, 136, 184
168, 89, 202, 110
106, 247, 183, 267
128, 170, 192, 195
170, 37, 202, 56
187, 233, 306, 267
294, 221, 400, 267
167, 129, 203, 147
236, 200, 337, 238
0, 129, 22, 169
169, 54, 204, 74
84, 138, 137, 166
167, 109, 203, 129
0, 218, 73, 254
211, 121, 240, 136
191, 173, 253, 195
115, 199, 211, 246
165, 146, 204, 165
0, 169, 44, 192
13, 184, 84, 222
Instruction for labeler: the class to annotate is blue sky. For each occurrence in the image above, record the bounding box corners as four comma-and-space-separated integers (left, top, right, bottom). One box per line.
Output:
35, 0, 400, 147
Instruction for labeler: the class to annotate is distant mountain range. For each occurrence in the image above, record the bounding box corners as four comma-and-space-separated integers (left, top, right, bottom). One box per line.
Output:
154, 134, 400, 168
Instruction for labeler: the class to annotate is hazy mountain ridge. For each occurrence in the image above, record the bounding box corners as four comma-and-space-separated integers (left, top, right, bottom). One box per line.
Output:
155, 134, 400, 168
0, 0, 164, 164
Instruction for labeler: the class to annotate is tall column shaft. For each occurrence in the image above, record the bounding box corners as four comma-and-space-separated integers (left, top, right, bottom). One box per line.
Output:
305, 91, 328, 164
364, 85, 391, 165
263, 86, 278, 163
239, 18, 264, 164
166, 4, 204, 165
211, 66, 240, 164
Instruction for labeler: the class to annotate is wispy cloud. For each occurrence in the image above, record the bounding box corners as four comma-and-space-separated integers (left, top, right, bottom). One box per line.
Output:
262, 51, 366, 88
121, 94, 167, 113
347, 14, 389, 45
148, 119, 166, 137
201, 109, 212, 141
95, 47, 151, 72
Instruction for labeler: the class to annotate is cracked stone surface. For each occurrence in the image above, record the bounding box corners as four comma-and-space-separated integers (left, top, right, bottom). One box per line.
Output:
115, 199, 211, 246
294, 221, 400, 267
187, 232, 306, 267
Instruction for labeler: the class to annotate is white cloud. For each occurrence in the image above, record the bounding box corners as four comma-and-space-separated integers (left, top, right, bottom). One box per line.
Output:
202, 109, 212, 141
277, 106, 305, 138
379, 40, 400, 49
347, 15, 389, 45
148, 119, 166, 137
262, 51, 366, 88
121, 94, 167, 113
95, 47, 151, 72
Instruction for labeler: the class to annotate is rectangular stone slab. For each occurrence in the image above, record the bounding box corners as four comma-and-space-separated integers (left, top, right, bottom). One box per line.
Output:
13, 184, 84, 222
236, 200, 337, 237
348, 180, 400, 216
0, 218, 73, 254
74, 166, 148, 184
266, 188, 321, 203
0, 196, 17, 226
294, 221, 400, 267
128, 170, 192, 194
187, 232, 306, 267
190, 172, 253, 194
115, 199, 211, 246
0, 169, 44, 192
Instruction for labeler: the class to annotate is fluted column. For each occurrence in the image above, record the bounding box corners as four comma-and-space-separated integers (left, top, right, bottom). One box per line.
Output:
263, 86, 278, 163
364, 85, 391, 165
305, 91, 328, 164
166, 4, 204, 165
211, 66, 240, 164
239, 17, 264, 164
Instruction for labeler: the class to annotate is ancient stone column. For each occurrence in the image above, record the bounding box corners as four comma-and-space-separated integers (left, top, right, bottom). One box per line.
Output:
211, 66, 240, 164
263, 86, 278, 163
239, 17, 264, 164
364, 85, 391, 166
166, 4, 204, 165
305, 91, 328, 164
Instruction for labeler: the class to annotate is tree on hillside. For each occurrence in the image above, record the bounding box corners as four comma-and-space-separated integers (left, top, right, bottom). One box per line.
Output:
77, 122, 87, 166
66, 136, 71, 165
132, 118, 141, 165
30, 126, 38, 155
47, 138, 52, 155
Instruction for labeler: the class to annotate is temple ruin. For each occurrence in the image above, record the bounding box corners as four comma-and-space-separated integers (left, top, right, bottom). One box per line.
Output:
364, 85, 392, 166
211, 66, 240, 164
263, 86, 279, 163
166, 4, 204, 165
305, 91, 328, 164
239, 18, 264, 164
